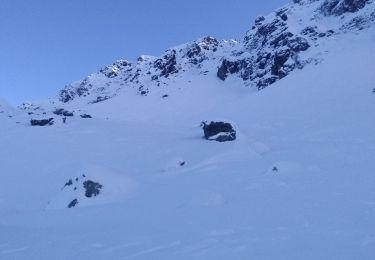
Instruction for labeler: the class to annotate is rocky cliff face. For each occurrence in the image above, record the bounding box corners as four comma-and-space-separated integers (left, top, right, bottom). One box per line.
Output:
24, 0, 374, 110
217, 0, 374, 89
57, 37, 237, 105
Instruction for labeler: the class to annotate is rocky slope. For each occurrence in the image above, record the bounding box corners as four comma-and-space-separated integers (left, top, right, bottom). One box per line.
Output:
18, 0, 372, 111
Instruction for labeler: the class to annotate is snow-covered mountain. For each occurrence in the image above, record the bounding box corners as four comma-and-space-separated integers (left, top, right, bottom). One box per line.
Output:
16, 0, 374, 113
1, 0, 375, 259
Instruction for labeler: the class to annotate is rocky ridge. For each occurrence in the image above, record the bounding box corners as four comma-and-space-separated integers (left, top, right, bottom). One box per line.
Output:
15, 0, 375, 115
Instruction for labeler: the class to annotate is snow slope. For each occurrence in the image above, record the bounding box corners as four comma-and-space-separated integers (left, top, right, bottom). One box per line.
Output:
1, 0, 375, 259
1, 30, 375, 259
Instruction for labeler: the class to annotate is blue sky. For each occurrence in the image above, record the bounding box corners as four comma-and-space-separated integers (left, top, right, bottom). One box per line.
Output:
0, 0, 288, 104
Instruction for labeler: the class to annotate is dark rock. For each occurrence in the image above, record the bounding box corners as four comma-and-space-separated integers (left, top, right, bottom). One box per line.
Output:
30, 118, 54, 126
59, 80, 90, 103
280, 13, 288, 21
201, 121, 236, 142
257, 76, 278, 90
276, 8, 289, 21
255, 16, 266, 25
186, 43, 202, 58
320, 0, 370, 16
83, 180, 103, 198
301, 26, 318, 36
68, 199, 78, 208
340, 13, 375, 31
53, 108, 64, 115
238, 11, 311, 90
270, 32, 294, 48
200, 36, 219, 50
288, 37, 310, 52
162, 94, 169, 98
104, 71, 117, 78
155, 50, 178, 78
53, 108, 73, 117
59, 89, 74, 103
217, 60, 240, 81
257, 19, 282, 38
89, 96, 110, 104
80, 114, 92, 118
271, 50, 291, 76
64, 179, 73, 188
256, 52, 272, 70
99, 60, 130, 78
63, 111, 73, 117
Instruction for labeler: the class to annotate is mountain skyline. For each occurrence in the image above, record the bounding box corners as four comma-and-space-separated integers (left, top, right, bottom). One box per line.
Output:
0, 0, 287, 105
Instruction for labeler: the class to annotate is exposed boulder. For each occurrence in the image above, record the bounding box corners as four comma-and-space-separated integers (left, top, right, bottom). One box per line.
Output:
68, 199, 78, 208
64, 179, 73, 188
201, 121, 236, 142
53, 108, 74, 117
83, 180, 103, 198
179, 161, 186, 166
30, 118, 54, 126
80, 114, 92, 119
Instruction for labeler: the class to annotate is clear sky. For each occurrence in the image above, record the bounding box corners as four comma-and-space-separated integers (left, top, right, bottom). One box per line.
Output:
0, 0, 288, 105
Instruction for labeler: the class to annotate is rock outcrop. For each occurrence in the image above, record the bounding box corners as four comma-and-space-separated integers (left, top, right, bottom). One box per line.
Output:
30, 118, 54, 126
201, 121, 236, 142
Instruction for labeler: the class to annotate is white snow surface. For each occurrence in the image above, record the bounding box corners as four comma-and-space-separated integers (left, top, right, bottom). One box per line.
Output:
1, 1, 375, 259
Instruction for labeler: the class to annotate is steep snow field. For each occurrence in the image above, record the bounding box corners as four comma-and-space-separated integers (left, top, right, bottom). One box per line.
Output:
0, 28, 374, 259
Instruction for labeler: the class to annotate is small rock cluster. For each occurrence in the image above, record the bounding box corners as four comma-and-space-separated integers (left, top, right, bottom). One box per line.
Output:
63, 175, 103, 208
53, 108, 74, 117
